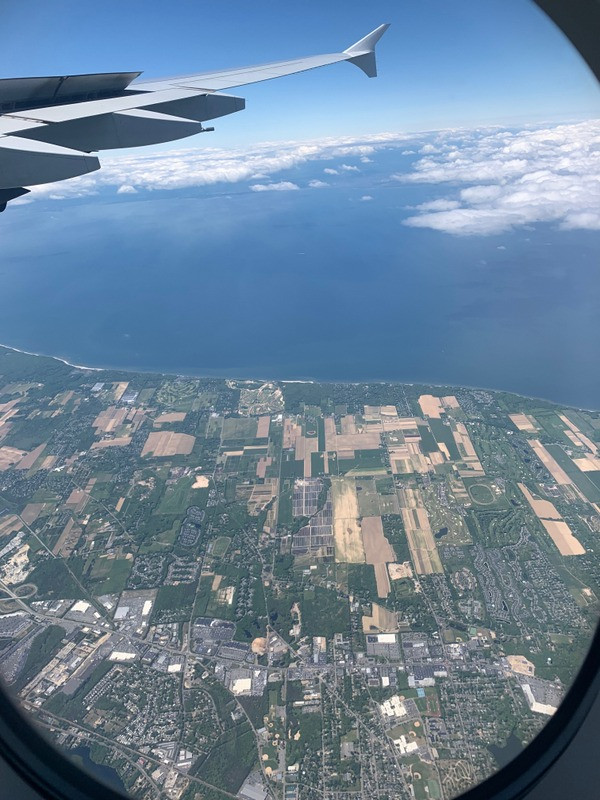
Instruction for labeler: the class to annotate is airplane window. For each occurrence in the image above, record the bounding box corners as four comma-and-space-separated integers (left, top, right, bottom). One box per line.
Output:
0, 2, 599, 800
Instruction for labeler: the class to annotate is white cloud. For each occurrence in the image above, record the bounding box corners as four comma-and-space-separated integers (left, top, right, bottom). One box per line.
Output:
360, 195, 373, 202
29, 120, 600, 238
459, 185, 502, 204
399, 120, 600, 235
561, 211, 600, 230
414, 199, 460, 212
404, 208, 524, 236
309, 180, 329, 188
360, 156, 373, 163
23, 131, 412, 204
250, 181, 299, 192
10, 194, 34, 206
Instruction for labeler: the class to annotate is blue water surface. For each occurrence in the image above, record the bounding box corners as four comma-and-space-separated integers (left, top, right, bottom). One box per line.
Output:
0, 149, 598, 408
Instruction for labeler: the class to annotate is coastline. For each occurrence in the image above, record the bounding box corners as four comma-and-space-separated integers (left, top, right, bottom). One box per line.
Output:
0, 341, 597, 412
0, 342, 103, 373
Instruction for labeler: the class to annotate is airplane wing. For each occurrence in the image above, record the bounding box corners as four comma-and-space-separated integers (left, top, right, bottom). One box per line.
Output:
132, 24, 390, 91
0, 24, 389, 211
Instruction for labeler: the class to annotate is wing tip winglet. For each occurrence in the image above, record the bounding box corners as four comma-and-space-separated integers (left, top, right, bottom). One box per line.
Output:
344, 23, 390, 55
343, 23, 390, 77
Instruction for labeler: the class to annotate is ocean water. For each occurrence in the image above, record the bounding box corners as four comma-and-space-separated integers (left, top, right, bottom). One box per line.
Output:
0, 150, 598, 408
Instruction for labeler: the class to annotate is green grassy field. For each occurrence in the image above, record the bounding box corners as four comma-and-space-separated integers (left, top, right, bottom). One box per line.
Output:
429, 419, 461, 460
463, 478, 509, 510
355, 478, 382, 516
89, 556, 132, 595
545, 444, 600, 502
338, 449, 387, 475
210, 536, 231, 557
534, 411, 579, 447
467, 482, 496, 505
311, 451, 325, 476
221, 417, 258, 443
138, 519, 179, 553
280, 453, 304, 479
562, 410, 600, 438
418, 425, 440, 453
191, 575, 214, 618
156, 477, 195, 515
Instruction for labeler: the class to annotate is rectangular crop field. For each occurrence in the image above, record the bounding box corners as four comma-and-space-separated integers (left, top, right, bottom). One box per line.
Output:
331, 477, 365, 563
141, 431, 195, 458
540, 519, 585, 556
400, 499, 443, 575
361, 516, 396, 598
221, 417, 258, 443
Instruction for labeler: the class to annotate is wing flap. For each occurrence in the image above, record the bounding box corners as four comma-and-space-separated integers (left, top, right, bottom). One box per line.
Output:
0, 72, 141, 108
4, 87, 200, 124
0, 116, 47, 136
16, 108, 206, 151
0, 136, 99, 190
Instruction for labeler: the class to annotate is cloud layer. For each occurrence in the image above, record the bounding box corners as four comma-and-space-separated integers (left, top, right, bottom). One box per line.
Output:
399, 120, 600, 235
16, 119, 600, 239
21, 132, 404, 203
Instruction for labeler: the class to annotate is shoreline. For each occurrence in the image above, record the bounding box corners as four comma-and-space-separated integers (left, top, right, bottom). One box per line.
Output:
0, 342, 103, 373
0, 341, 598, 413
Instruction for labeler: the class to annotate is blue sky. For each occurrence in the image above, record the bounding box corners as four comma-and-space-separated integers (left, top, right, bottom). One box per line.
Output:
2, 0, 600, 145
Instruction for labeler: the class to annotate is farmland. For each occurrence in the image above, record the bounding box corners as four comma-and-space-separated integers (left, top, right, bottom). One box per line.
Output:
0, 346, 598, 800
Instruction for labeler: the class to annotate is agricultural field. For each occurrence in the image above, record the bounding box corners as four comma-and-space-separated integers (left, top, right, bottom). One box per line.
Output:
0, 346, 598, 800
331, 477, 365, 563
